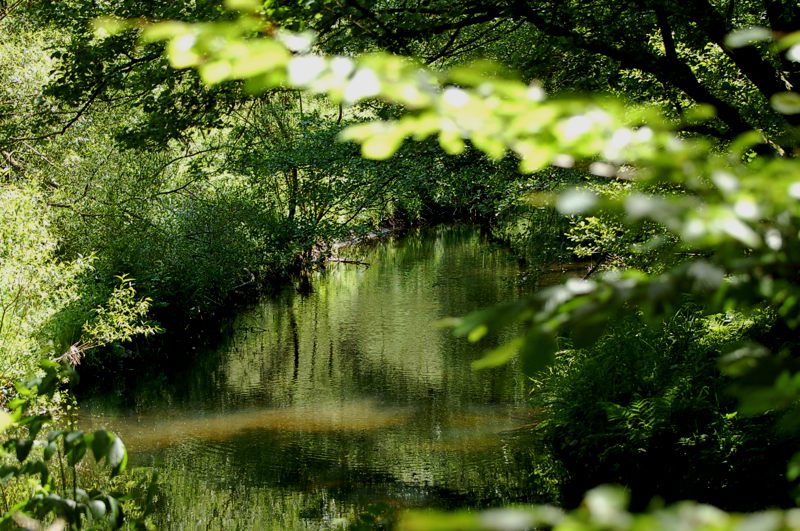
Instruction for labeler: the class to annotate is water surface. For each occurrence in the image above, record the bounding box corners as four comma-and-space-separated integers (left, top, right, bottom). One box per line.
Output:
81, 226, 542, 529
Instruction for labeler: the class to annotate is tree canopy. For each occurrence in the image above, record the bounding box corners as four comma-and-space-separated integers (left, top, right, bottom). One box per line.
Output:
2, 0, 800, 527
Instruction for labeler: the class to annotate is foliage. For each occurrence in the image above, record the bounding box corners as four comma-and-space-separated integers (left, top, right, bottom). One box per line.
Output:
128, 6, 800, 525
397, 484, 800, 531
255, 0, 799, 143
0, 13, 61, 167
531, 309, 795, 509
49, 146, 296, 325
17, 0, 239, 148
3, 0, 800, 527
0, 185, 92, 382
0, 361, 139, 529
0, 187, 161, 378
72, 275, 161, 362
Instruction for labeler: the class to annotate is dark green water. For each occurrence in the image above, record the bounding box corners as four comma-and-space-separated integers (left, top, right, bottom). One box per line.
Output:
80, 226, 542, 529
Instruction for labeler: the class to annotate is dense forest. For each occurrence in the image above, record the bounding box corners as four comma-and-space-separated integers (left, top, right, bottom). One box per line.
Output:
1, 0, 800, 528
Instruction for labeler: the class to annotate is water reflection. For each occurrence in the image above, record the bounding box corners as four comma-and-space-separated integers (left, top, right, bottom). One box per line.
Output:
81, 226, 543, 528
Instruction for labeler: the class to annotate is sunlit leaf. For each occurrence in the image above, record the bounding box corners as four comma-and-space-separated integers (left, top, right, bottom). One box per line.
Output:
467, 324, 489, 343
438, 130, 465, 155
92, 17, 136, 39
141, 21, 189, 43
224, 0, 261, 12
397, 509, 479, 530
683, 104, 717, 122
448, 60, 514, 86
515, 141, 553, 173
108, 435, 128, 476
584, 485, 632, 527
472, 338, 524, 370
0, 412, 12, 434
88, 499, 108, 519
556, 189, 598, 215
771, 92, 800, 114
166, 34, 202, 69
725, 27, 772, 48
276, 30, 316, 53
361, 131, 405, 159
199, 61, 232, 84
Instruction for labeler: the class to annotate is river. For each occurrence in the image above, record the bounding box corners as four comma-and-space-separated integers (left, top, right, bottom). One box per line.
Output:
80, 225, 544, 529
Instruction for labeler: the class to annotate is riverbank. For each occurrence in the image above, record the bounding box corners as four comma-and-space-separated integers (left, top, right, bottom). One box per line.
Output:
72, 220, 423, 394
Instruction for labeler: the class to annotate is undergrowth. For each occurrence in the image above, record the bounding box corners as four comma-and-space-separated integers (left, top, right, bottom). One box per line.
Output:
531, 307, 799, 510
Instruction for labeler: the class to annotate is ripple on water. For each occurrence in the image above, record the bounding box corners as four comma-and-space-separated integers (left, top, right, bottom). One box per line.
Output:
80, 227, 541, 523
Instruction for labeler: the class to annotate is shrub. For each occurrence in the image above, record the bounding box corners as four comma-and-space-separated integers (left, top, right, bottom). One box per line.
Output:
0, 186, 90, 383
532, 308, 796, 510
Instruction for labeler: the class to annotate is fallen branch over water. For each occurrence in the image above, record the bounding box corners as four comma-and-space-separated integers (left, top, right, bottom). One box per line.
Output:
326, 257, 370, 266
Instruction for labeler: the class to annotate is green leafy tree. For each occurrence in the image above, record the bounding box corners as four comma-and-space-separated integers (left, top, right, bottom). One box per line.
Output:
120, 3, 800, 522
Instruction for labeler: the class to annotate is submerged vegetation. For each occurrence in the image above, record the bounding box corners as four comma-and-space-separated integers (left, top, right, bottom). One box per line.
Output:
2, 0, 800, 527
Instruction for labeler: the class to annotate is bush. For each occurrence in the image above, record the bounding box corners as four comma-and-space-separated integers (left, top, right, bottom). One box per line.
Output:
532, 308, 797, 510
0, 186, 91, 383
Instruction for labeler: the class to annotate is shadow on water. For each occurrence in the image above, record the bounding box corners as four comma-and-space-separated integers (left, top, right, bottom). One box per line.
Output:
80, 225, 548, 529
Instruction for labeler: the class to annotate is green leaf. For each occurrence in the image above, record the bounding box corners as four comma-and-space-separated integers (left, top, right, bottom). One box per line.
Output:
108, 436, 128, 476
520, 329, 557, 376
67, 442, 87, 467
467, 325, 489, 343
141, 21, 189, 43
20, 460, 49, 486
515, 141, 554, 173
472, 337, 524, 370
719, 343, 769, 376
64, 431, 87, 466
0, 412, 12, 434
725, 27, 772, 48
683, 104, 716, 122
88, 499, 107, 520
584, 485, 632, 527
572, 316, 610, 348
448, 60, 513, 86
556, 189, 599, 215
788, 452, 800, 481
438, 130, 465, 155
64, 431, 84, 449
224, 0, 261, 12
452, 307, 499, 338
788, 44, 800, 63
92, 17, 136, 39
0, 465, 18, 482
15, 439, 33, 462
43, 440, 57, 462
91, 431, 113, 463
26, 417, 46, 440
771, 92, 800, 114
361, 131, 405, 159
107, 495, 123, 527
